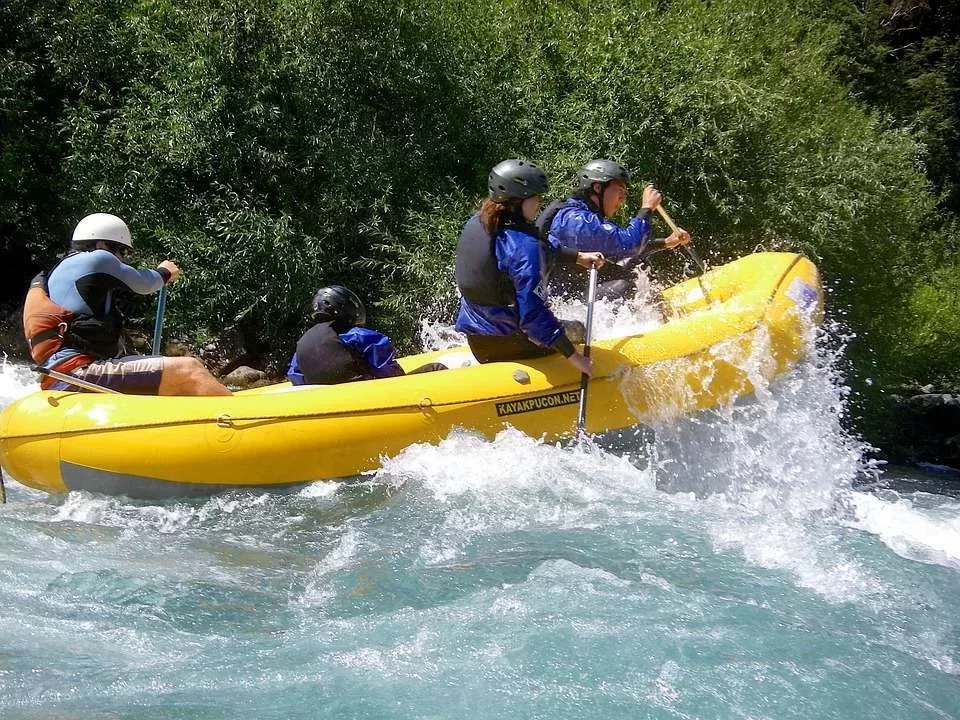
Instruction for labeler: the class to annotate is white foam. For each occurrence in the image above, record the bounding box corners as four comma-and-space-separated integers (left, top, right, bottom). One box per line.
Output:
298, 480, 342, 499
844, 491, 960, 571
0, 358, 38, 410
299, 527, 363, 605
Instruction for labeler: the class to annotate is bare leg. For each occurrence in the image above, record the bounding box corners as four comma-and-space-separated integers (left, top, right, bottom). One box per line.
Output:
158, 357, 232, 396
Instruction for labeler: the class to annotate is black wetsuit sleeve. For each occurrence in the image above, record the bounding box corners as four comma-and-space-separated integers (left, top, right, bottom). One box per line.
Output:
646, 238, 669, 254
551, 334, 576, 358
553, 246, 580, 266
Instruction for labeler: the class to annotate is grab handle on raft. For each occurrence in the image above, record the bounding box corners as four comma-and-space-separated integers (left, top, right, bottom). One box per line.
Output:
33, 365, 122, 394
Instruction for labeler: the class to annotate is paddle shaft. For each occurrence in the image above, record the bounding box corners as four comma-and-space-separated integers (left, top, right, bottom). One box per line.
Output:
576, 264, 599, 432
654, 205, 707, 273
33, 365, 122, 394
151, 284, 168, 356
654, 204, 713, 303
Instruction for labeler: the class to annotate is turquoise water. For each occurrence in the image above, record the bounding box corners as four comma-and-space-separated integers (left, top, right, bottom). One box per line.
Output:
1, 327, 958, 718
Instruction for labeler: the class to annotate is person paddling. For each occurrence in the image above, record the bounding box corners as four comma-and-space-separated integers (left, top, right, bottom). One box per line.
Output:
287, 285, 445, 385
537, 159, 692, 299
23, 213, 231, 396
454, 159, 603, 372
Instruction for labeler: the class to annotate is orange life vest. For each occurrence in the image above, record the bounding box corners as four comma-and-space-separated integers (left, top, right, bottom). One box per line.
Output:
23, 271, 73, 364
22, 271, 96, 389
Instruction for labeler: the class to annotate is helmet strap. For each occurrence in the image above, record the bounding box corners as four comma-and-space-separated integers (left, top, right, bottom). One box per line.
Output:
579, 185, 606, 218
597, 183, 608, 219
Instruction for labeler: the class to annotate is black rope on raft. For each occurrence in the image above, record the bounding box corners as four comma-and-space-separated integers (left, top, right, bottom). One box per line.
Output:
0, 466, 6, 504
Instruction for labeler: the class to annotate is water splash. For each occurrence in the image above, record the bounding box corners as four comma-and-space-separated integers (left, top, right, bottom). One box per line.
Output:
2, 303, 959, 716
0, 356, 38, 409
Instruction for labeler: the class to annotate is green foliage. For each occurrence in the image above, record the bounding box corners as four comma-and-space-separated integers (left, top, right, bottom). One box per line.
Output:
0, 0, 957, 449
893, 218, 960, 390
830, 0, 960, 215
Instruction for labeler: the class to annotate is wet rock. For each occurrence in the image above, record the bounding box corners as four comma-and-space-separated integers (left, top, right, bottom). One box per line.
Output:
222, 365, 267, 389
199, 327, 246, 372
906, 393, 960, 420
162, 339, 193, 357
124, 330, 152, 355
898, 392, 960, 467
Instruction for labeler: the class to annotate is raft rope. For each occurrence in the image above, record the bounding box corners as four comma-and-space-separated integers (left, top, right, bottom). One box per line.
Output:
0, 379, 604, 441
1, 466, 6, 504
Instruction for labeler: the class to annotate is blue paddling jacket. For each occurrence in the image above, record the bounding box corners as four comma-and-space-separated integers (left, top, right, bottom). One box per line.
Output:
287, 323, 404, 385
538, 196, 656, 260
454, 213, 574, 357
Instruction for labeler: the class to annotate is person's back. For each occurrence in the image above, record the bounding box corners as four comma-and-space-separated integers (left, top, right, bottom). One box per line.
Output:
288, 285, 443, 386
45, 247, 166, 363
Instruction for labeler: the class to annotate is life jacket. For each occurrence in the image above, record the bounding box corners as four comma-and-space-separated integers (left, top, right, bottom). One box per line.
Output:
455, 213, 520, 308
535, 198, 568, 244
535, 194, 601, 245
535, 195, 614, 298
23, 270, 75, 365
22, 260, 122, 389
295, 322, 369, 385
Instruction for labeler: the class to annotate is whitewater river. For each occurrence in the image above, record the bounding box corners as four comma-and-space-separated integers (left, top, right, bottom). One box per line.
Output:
1, 313, 958, 719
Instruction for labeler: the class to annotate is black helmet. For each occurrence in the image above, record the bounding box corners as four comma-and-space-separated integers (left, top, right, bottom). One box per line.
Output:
576, 159, 630, 191
488, 159, 549, 202
310, 285, 366, 328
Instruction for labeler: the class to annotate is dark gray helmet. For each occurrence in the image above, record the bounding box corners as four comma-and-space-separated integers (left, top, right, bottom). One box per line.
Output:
488, 159, 549, 202
576, 159, 630, 191
311, 285, 366, 328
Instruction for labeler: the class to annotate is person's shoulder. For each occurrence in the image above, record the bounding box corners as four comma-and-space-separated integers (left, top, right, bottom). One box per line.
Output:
342, 326, 390, 343
562, 197, 590, 211
55, 249, 115, 273
500, 228, 540, 258
557, 199, 596, 220
86, 248, 125, 270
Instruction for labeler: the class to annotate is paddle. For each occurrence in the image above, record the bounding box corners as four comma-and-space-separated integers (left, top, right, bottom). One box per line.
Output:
576, 262, 600, 432
654, 204, 714, 305
33, 365, 122, 394
151, 284, 167, 356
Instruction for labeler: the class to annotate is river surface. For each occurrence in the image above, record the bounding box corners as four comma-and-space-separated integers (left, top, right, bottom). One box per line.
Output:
1, 312, 958, 719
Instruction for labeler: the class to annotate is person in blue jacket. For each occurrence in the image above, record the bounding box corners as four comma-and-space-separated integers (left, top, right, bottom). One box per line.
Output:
537, 159, 692, 298
288, 285, 444, 385
454, 159, 603, 374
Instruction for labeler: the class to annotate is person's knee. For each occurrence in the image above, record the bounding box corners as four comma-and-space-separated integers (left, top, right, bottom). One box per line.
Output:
185, 356, 208, 376
158, 355, 229, 396
165, 356, 209, 384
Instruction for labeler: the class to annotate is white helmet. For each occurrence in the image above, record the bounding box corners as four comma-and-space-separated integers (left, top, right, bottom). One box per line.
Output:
71, 213, 133, 248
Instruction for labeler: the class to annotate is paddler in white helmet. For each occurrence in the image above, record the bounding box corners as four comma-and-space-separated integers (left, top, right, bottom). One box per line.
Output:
22, 212, 230, 395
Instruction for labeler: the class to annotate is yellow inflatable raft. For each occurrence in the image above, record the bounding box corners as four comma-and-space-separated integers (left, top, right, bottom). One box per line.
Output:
0, 252, 821, 499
